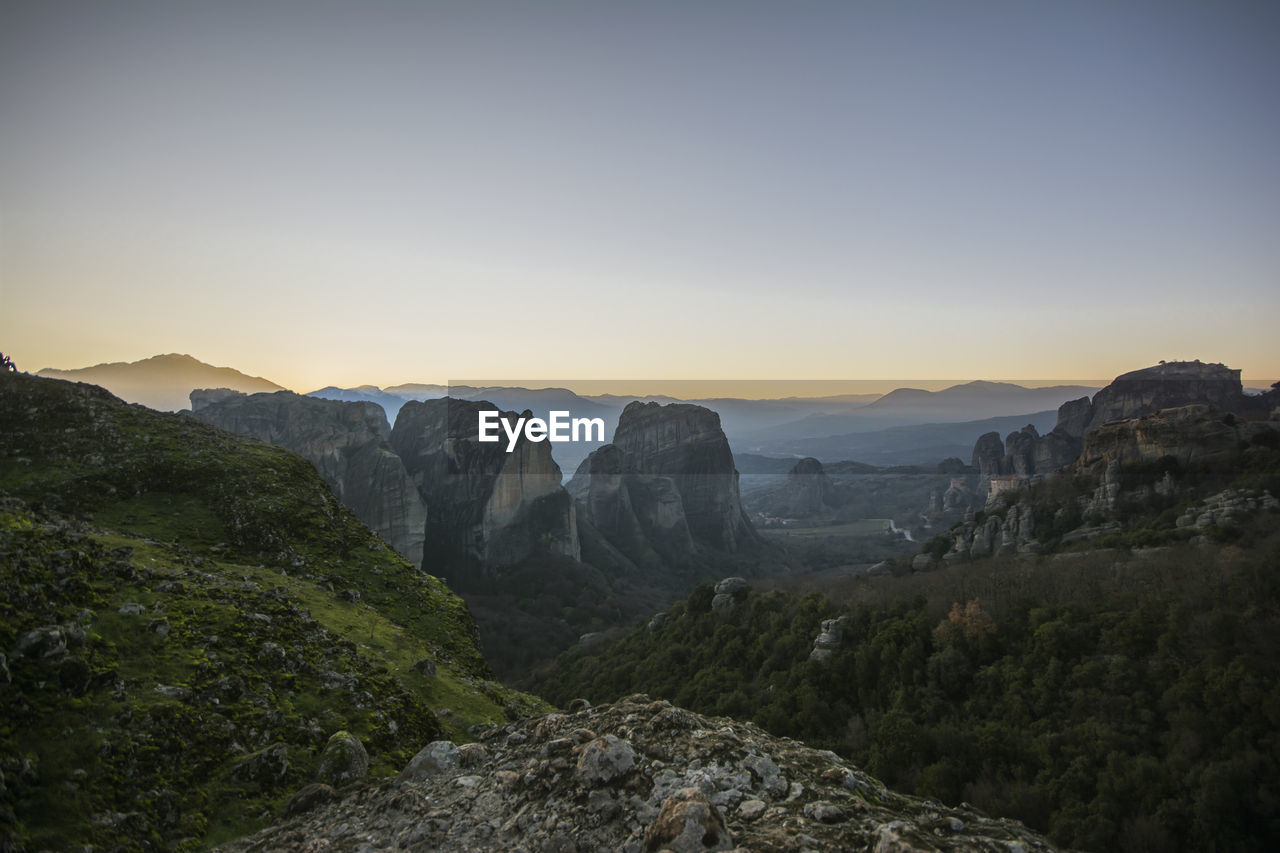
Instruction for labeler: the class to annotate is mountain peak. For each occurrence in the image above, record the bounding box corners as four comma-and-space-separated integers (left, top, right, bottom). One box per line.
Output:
36, 353, 285, 412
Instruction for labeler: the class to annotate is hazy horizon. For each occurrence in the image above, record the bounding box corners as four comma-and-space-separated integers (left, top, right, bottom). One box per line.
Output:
4, 2, 1278, 388
30, 351, 1280, 402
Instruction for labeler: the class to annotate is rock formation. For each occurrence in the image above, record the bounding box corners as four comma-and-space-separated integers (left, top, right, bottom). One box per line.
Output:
1072, 404, 1274, 475
711, 576, 749, 618
971, 431, 1006, 476
391, 398, 579, 589
569, 402, 758, 570
217, 695, 1057, 852
566, 443, 695, 572
775, 457, 834, 517
809, 616, 849, 662
966, 361, 1274, 485
190, 388, 428, 567
611, 402, 758, 552
1084, 361, 1246, 434
933, 402, 1280, 563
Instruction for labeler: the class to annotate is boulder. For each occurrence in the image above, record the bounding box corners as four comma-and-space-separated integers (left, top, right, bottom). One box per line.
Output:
576, 735, 637, 785
644, 787, 734, 853
398, 741, 460, 784
316, 731, 368, 788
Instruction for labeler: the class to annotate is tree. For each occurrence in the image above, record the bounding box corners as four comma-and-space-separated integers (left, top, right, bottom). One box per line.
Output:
0, 352, 15, 372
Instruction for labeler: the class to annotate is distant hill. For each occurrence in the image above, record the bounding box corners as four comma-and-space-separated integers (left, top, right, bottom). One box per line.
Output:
740, 381, 1099, 443
36, 353, 285, 411
773, 410, 1062, 466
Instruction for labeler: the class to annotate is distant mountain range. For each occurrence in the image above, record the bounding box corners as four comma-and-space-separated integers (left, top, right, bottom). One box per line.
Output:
735, 381, 1099, 444
31, 355, 1104, 467
36, 353, 285, 412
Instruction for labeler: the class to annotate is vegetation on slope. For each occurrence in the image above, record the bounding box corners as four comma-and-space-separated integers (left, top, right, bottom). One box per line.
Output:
0, 373, 545, 850
535, 514, 1280, 852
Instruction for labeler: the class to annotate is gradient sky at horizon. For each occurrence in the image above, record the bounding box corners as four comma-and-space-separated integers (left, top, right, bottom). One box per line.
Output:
2, 1, 1278, 391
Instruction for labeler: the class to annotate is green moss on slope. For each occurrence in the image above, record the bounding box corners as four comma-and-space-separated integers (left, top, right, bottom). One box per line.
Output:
0, 373, 547, 850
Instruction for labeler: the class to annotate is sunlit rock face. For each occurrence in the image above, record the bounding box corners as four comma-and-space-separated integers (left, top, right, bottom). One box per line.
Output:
191, 388, 427, 567
390, 398, 579, 588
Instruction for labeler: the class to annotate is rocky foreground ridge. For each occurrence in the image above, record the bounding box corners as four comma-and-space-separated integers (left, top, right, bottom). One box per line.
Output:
219, 694, 1054, 853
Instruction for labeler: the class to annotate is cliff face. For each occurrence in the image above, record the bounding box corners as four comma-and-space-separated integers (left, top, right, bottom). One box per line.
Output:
390, 398, 579, 589
968, 361, 1268, 482
1085, 361, 1244, 433
1072, 404, 1271, 474
190, 388, 427, 567
931, 404, 1280, 565
566, 444, 695, 571
609, 402, 758, 553
570, 402, 758, 570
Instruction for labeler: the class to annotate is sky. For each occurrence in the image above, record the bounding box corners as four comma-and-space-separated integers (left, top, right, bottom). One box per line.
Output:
2, 0, 1278, 391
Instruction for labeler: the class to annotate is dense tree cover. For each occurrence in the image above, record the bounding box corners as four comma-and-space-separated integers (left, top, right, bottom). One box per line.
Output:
535, 523, 1280, 852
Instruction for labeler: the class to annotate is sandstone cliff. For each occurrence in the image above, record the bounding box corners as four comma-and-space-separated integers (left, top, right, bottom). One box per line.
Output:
190, 388, 427, 567
569, 402, 758, 571
391, 398, 579, 589
217, 694, 1056, 853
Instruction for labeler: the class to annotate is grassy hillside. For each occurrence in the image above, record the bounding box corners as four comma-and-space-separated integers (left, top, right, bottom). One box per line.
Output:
0, 373, 545, 850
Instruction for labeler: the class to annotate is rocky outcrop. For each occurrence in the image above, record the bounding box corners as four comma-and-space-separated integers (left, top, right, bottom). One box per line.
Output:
570, 403, 758, 569
971, 431, 1005, 476
711, 577, 749, 618
932, 402, 1280, 564
935, 501, 1039, 565
1084, 361, 1245, 433
967, 361, 1263, 484
1003, 425, 1039, 477
190, 389, 428, 567
566, 444, 695, 571
1053, 396, 1093, 440
738, 458, 839, 522
217, 695, 1056, 852
777, 457, 834, 517
1176, 488, 1280, 530
1072, 404, 1275, 476
390, 398, 579, 589
808, 616, 849, 662
611, 402, 758, 552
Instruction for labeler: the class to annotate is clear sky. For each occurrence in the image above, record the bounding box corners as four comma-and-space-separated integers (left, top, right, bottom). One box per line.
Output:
2, 1, 1278, 391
